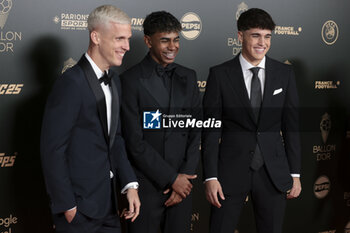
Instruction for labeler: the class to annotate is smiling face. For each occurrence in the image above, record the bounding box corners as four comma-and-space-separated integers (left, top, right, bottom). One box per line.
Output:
238, 28, 271, 66
90, 21, 131, 70
144, 31, 180, 67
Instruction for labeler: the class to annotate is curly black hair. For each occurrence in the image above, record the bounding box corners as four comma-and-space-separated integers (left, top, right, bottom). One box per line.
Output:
143, 11, 182, 36
237, 8, 275, 31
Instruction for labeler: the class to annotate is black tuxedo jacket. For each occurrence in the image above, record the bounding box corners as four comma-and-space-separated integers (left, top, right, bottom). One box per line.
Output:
120, 56, 201, 190
40, 55, 136, 219
202, 55, 301, 193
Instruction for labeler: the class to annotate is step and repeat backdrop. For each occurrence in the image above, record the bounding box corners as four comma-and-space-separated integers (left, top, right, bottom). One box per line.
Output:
1, 0, 350, 232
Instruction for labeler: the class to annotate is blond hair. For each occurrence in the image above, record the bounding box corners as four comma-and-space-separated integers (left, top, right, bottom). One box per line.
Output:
87, 5, 130, 31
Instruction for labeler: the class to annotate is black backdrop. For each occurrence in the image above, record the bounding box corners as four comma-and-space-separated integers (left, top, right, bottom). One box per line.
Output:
1, 0, 350, 232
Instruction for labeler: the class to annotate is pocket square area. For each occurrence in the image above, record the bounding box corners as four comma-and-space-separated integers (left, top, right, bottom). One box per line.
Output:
273, 88, 283, 95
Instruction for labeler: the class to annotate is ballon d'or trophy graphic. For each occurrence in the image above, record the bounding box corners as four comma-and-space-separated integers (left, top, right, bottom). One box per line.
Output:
320, 113, 331, 144
62, 58, 77, 74
0, 0, 12, 29
236, 2, 248, 21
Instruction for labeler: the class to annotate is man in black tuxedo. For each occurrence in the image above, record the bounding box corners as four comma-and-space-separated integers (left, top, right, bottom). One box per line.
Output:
202, 8, 302, 233
40, 5, 140, 233
120, 11, 201, 233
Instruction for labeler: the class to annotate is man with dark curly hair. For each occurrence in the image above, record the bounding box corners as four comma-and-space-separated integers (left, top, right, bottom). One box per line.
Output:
120, 11, 201, 233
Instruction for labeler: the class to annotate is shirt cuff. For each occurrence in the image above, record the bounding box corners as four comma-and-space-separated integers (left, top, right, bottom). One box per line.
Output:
291, 174, 300, 178
121, 182, 139, 194
204, 177, 218, 183
66, 206, 77, 212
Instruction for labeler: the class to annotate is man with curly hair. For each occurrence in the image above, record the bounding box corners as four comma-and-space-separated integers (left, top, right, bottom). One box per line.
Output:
121, 11, 201, 233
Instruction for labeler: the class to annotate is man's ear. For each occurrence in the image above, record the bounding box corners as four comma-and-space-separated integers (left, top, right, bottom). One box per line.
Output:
90, 31, 100, 45
238, 31, 243, 43
144, 35, 152, 48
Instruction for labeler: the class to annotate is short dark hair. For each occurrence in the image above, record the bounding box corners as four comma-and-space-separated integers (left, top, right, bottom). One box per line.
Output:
143, 11, 182, 36
237, 8, 275, 31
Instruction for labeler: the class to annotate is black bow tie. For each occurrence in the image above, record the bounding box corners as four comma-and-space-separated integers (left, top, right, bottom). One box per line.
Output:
156, 63, 176, 77
99, 71, 111, 86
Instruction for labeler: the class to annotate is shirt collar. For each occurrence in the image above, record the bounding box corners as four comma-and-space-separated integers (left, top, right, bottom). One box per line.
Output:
84, 53, 107, 79
239, 53, 266, 72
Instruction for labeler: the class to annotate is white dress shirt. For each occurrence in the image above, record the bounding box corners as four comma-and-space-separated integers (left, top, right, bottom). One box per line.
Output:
85, 53, 139, 193
239, 54, 266, 99
66, 54, 139, 212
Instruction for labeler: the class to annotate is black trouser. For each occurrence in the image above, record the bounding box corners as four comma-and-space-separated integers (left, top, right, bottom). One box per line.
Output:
53, 182, 120, 233
210, 165, 287, 233
128, 178, 192, 233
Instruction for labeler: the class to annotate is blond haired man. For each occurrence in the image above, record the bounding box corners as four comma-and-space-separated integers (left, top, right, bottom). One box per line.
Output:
41, 5, 140, 233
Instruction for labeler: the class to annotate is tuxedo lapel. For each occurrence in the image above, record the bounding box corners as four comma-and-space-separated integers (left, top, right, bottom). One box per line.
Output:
109, 71, 120, 149
226, 57, 256, 124
78, 55, 109, 143
165, 70, 187, 137
139, 57, 169, 107
169, 70, 187, 115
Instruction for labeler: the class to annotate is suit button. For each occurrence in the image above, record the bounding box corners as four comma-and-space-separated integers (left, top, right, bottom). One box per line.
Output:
257, 132, 261, 136
250, 150, 254, 155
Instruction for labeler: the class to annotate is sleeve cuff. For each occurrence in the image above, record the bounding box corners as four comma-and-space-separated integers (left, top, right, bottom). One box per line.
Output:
121, 182, 139, 194
66, 206, 77, 212
291, 174, 300, 178
204, 177, 218, 183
